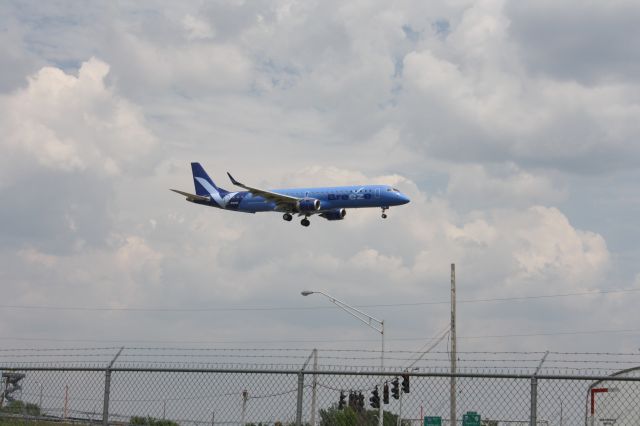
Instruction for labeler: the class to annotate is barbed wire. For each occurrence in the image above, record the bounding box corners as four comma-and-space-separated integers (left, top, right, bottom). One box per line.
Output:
1, 346, 639, 372
3, 326, 640, 345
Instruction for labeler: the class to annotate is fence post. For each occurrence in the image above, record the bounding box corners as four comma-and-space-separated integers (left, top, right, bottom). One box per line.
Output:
530, 376, 537, 426
530, 351, 549, 426
296, 372, 304, 426
103, 370, 112, 426
103, 347, 124, 426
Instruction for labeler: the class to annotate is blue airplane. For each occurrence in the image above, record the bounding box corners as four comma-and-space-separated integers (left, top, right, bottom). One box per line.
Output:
171, 163, 410, 227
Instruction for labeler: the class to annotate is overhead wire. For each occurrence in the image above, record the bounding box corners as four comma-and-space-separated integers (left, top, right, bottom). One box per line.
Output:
0, 287, 638, 312
406, 326, 450, 369
7, 347, 638, 356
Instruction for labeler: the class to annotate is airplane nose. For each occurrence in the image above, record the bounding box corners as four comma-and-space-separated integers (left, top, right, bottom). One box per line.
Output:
399, 194, 410, 204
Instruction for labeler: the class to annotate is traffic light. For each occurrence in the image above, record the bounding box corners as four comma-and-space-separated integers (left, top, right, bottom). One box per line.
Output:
402, 374, 410, 393
391, 377, 400, 399
339, 391, 346, 409
383, 382, 389, 404
369, 386, 380, 408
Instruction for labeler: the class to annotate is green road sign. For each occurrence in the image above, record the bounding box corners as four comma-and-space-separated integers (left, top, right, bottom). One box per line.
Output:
462, 411, 481, 426
424, 417, 442, 426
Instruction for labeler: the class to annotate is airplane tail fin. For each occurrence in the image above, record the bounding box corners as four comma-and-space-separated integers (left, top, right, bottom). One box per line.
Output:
191, 162, 230, 198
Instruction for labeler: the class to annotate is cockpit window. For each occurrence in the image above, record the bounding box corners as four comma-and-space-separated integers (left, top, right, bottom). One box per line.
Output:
392, 188, 400, 192
387, 188, 392, 192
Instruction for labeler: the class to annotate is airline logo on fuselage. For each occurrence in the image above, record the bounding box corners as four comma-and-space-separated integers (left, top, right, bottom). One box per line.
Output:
328, 192, 373, 201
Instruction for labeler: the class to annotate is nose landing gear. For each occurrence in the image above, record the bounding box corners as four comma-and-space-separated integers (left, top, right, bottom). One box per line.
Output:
381, 207, 389, 219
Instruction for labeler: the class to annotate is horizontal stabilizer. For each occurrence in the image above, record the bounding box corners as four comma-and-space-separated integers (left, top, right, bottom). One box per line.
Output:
170, 189, 211, 202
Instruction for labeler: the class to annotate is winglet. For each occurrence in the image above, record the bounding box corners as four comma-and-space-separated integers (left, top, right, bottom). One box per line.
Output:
227, 172, 242, 187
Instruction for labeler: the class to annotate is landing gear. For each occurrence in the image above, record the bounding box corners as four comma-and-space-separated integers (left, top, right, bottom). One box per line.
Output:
283, 213, 293, 222
381, 207, 389, 219
301, 218, 310, 227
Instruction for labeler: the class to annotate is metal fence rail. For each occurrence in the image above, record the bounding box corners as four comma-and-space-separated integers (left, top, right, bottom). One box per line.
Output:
2, 366, 640, 425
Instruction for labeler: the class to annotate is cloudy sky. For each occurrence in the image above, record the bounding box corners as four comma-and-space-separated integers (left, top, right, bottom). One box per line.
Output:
1, 0, 640, 363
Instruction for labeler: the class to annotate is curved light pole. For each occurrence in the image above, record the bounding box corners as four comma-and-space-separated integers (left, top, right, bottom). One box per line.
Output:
301, 290, 385, 426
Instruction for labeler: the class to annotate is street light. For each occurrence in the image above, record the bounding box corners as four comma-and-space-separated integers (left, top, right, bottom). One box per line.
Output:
301, 290, 385, 426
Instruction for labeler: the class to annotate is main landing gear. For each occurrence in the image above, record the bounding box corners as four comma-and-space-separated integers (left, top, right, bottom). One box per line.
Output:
283, 212, 311, 227
381, 207, 389, 219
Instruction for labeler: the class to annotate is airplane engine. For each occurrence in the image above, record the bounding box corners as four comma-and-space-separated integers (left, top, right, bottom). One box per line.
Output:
297, 198, 321, 213
320, 208, 347, 220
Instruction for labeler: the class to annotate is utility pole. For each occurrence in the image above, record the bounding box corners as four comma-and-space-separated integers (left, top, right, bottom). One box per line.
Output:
450, 263, 457, 426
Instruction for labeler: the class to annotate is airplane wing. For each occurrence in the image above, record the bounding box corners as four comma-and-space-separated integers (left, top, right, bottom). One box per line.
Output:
170, 189, 211, 202
227, 172, 300, 211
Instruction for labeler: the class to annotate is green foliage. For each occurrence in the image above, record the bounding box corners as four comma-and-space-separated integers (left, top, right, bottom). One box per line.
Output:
247, 422, 307, 426
0, 400, 41, 416
0, 420, 62, 426
319, 405, 404, 426
129, 416, 179, 426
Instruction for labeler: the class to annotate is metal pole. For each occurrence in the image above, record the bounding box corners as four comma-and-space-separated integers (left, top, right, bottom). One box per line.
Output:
379, 320, 384, 426
211, 410, 215, 426
102, 373, 111, 425
300, 291, 384, 425
397, 387, 403, 426
103, 347, 124, 426
39, 383, 43, 414
241, 390, 247, 426
311, 349, 318, 426
64, 385, 68, 420
530, 376, 537, 426
530, 351, 548, 426
0, 375, 7, 408
450, 263, 456, 426
296, 372, 304, 426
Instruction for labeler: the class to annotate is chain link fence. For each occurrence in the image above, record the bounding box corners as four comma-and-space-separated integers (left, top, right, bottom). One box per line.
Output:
2, 365, 640, 426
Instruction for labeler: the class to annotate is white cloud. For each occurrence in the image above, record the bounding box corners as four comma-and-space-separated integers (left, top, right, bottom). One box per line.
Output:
503, 206, 609, 287
0, 1, 638, 356
399, 1, 640, 173
447, 164, 566, 209
0, 58, 156, 185
182, 14, 216, 40
105, 31, 252, 97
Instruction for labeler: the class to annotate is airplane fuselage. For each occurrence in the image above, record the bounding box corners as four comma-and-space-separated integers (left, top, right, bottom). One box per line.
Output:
171, 163, 410, 226
190, 185, 409, 213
